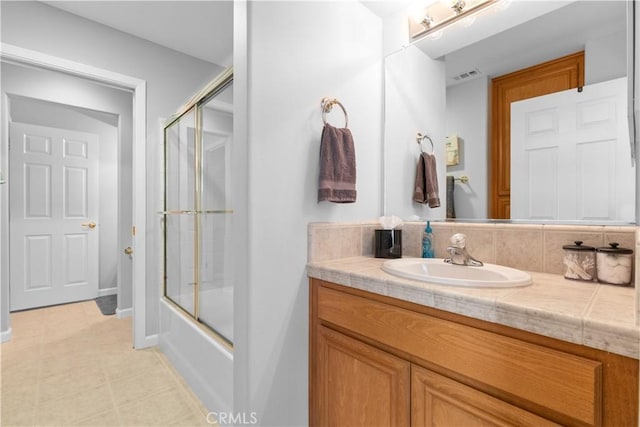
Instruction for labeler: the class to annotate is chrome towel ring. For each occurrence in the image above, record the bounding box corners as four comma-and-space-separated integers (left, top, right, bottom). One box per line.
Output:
321, 97, 348, 128
416, 132, 434, 154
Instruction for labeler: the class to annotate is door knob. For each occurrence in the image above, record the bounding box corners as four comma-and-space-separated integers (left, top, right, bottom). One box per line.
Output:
81, 221, 97, 229
124, 247, 133, 255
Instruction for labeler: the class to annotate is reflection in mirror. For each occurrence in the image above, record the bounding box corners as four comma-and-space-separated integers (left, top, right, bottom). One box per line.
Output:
384, 0, 635, 224
511, 78, 634, 222
384, 45, 446, 220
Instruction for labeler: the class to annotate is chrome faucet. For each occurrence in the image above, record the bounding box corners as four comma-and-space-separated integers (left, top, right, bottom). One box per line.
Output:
444, 233, 483, 266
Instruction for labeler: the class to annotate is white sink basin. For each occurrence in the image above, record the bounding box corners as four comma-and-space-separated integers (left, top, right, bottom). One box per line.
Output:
382, 258, 532, 288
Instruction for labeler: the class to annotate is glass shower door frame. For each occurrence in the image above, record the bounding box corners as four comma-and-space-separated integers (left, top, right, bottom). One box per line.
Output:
162, 68, 233, 349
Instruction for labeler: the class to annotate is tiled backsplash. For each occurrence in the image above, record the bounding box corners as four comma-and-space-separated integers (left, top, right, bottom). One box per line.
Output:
308, 221, 638, 280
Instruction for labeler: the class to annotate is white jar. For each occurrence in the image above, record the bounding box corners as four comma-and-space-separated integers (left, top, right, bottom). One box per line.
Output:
595, 243, 633, 286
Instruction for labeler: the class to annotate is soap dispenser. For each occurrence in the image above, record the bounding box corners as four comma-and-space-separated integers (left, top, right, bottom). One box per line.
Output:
422, 221, 434, 258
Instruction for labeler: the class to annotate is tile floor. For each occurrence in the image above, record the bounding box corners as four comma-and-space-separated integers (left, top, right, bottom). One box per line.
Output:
1, 300, 211, 426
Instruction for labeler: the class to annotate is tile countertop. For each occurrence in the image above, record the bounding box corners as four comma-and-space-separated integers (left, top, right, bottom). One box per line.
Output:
306, 256, 640, 360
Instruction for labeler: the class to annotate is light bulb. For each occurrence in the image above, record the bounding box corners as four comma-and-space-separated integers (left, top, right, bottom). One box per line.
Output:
420, 15, 434, 28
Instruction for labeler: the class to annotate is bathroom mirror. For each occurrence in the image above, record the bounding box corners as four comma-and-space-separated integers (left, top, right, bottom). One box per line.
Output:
383, 0, 636, 224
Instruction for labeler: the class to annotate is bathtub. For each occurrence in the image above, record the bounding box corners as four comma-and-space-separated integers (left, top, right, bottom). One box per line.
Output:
159, 286, 234, 414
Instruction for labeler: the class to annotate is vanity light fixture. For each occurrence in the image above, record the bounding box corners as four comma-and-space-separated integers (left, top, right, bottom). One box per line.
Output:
420, 14, 435, 28
409, 0, 499, 40
448, 0, 466, 15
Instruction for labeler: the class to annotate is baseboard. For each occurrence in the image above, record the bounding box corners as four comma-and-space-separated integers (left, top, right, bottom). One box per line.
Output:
98, 287, 117, 297
0, 327, 12, 343
116, 307, 132, 319
143, 333, 158, 347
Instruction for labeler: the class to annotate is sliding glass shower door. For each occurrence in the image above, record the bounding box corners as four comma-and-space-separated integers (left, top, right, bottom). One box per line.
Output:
163, 69, 233, 346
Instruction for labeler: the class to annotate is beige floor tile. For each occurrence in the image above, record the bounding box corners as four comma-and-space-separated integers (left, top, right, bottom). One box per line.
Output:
38, 372, 82, 403
1, 301, 209, 427
1, 340, 42, 361
1, 385, 39, 414
166, 411, 211, 427
102, 350, 165, 382
117, 387, 197, 427
109, 370, 177, 407
34, 396, 72, 426
69, 408, 121, 426
66, 383, 117, 422
1, 406, 35, 426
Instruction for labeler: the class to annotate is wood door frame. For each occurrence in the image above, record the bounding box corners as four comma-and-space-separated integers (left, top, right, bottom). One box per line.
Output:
0, 43, 151, 349
489, 51, 585, 218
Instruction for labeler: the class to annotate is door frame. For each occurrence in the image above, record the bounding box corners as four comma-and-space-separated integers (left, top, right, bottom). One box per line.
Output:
489, 51, 585, 218
0, 43, 149, 349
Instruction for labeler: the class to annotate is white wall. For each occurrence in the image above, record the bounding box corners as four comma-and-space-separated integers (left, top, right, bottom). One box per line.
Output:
239, 1, 383, 424
585, 28, 627, 85
1, 1, 224, 337
445, 77, 489, 219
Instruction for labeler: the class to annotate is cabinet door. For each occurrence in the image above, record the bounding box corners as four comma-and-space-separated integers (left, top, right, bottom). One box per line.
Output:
411, 365, 560, 427
315, 326, 410, 427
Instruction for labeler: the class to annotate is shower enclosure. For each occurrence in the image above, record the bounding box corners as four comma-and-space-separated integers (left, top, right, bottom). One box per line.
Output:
162, 68, 233, 346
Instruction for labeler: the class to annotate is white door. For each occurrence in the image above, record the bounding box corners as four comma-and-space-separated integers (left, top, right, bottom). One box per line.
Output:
9, 122, 99, 311
511, 77, 635, 221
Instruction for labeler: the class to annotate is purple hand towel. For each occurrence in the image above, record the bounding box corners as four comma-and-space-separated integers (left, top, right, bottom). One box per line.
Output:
413, 152, 440, 208
318, 123, 357, 203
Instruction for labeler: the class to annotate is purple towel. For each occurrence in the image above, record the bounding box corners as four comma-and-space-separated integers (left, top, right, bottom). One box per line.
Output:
413, 152, 440, 208
318, 124, 357, 203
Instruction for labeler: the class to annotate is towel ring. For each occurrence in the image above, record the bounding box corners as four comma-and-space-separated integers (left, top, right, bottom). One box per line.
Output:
416, 132, 434, 154
321, 97, 349, 128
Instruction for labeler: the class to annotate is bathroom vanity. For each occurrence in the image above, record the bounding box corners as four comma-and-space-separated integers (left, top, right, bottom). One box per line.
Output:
308, 257, 639, 426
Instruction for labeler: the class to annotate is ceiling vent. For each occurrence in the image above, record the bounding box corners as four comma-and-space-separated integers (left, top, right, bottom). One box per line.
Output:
452, 68, 482, 81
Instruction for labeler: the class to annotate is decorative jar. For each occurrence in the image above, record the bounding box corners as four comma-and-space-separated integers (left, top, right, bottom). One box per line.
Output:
562, 241, 596, 281
595, 243, 633, 286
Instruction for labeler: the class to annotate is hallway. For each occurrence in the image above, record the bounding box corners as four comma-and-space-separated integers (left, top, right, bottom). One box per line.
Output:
1, 300, 210, 426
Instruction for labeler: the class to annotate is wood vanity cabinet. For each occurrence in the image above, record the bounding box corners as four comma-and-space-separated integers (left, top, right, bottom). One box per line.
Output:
309, 279, 639, 427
